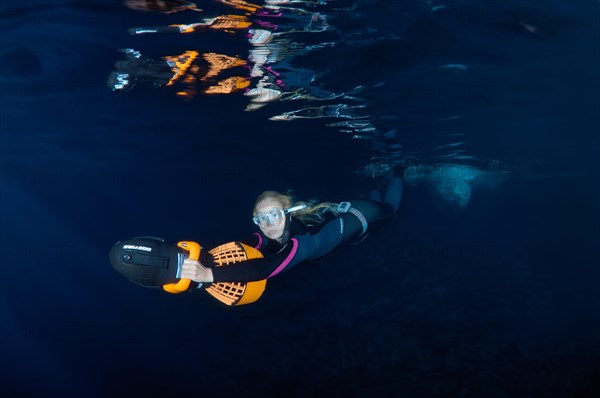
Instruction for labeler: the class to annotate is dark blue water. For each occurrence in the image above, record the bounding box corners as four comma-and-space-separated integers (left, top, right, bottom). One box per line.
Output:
1, 0, 599, 396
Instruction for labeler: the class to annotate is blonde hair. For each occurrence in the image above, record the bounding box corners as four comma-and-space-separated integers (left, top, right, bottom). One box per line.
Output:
253, 190, 338, 226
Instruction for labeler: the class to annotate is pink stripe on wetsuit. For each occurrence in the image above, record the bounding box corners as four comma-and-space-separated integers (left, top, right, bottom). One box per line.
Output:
252, 232, 263, 249
267, 238, 298, 278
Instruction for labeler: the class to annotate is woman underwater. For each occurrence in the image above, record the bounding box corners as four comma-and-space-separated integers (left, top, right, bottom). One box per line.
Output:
110, 174, 403, 296
182, 177, 403, 283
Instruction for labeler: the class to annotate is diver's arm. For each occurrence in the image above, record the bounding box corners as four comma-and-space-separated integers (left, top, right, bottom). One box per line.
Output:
178, 235, 282, 283
180, 232, 269, 283
209, 238, 309, 282
179, 248, 289, 283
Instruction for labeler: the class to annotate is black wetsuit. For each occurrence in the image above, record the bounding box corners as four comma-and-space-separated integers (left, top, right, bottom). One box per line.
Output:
203, 177, 403, 282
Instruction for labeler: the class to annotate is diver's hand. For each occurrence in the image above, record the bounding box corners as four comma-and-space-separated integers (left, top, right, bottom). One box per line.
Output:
181, 258, 214, 283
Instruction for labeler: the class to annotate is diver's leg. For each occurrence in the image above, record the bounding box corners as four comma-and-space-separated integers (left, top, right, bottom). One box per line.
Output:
338, 198, 395, 244
340, 170, 405, 243
383, 176, 403, 212
369, 190, 382, 202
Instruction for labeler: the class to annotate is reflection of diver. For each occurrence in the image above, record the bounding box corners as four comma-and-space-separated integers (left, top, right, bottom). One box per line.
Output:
116, 0, 334, 108
105, 46, 325, 110
119, 0, 351, 115
124, 0, 332, 71
110, 174, 404, 305
107, 48, 250, 99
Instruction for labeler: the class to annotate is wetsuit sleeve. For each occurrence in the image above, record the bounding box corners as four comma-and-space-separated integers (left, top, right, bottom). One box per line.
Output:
210, 239, 301, 282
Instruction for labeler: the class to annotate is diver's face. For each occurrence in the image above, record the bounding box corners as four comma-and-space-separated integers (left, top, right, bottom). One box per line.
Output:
254, 198, 287, 242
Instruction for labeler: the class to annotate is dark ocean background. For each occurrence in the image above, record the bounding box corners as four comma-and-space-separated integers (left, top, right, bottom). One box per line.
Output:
1, 0, 599, 396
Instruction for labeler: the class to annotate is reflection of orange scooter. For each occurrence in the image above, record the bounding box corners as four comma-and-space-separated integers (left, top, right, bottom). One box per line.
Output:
107, 48, 250, 100
110, 237, 267, 306
164, 50, 250, 97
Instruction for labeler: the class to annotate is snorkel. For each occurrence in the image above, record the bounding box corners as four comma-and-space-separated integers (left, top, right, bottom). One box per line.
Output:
279, 204, 307, 243
284, 204, 307, 215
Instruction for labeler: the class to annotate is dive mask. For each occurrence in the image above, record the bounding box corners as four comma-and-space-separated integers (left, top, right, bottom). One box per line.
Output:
252, 204, 307, 226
